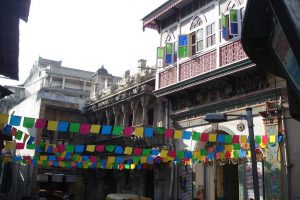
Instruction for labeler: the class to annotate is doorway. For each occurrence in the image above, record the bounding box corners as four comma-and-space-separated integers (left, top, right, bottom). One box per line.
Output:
216, 162, 239, 200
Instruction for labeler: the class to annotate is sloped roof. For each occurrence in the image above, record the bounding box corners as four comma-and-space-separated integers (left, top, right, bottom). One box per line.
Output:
0, 85, 14, 99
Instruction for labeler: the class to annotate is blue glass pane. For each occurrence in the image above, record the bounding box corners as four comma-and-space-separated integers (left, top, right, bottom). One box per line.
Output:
230, 23, 238, 35
166, 54, 172, 64
179, 35, 188, 46
222, 26, 228, 40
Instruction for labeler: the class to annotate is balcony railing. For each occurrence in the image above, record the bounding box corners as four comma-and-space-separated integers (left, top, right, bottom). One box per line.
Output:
157, 40, 248, 89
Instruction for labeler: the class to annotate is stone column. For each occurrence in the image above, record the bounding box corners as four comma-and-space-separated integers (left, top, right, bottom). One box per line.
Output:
113, 106, 120, 125
156, 98, 164, 127
141, 96, 149, 126
83, 81, 86, 92
262, 114, 281, 200
106, 110, 112, 125
122, 105, 129, 127
49, 75, 53, 87
131, 101, 137, 126
62, 77, 65, 89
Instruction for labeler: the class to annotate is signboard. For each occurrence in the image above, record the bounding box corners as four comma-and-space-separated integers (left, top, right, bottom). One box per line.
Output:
245, 161, 264, 200
271, 24, 300, 92
283, 0, 300, 40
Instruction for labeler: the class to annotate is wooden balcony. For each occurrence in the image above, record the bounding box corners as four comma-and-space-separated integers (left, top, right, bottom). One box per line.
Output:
157, 40, 249, 91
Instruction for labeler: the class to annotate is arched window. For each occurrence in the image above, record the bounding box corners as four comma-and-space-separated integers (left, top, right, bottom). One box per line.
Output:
189, 15, 208, 55
190, 16, 203, 31
220, 0, 243, 41
164, 30, 178, 65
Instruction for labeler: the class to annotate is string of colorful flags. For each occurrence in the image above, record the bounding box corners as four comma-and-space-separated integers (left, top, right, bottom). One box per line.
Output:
0, 113, 279, 169
1, 113, 278, 143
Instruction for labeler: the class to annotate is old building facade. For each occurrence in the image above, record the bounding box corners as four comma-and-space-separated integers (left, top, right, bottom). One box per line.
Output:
84, 60, 171, 200
0, 57, 94, 200
143, 0, 291, 199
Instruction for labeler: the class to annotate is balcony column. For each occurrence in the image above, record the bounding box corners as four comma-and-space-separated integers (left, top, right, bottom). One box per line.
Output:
62, 77, 65, 89
131, 101, 137, 126
106, 110, 112, 125
141, 96, 149, 126
113, 106, 120, 125
156, 98, 164, 127
122, 105, 129, 127
83, 81, 86, 92
49, 75, 53, 87
95, 112, 102, 124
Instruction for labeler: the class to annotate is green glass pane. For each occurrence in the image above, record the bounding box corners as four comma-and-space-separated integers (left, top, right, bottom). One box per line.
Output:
66, 145, 74, 153
221, 14, 228, 27
166, 43, 173, 54
69, 123, 80, 133
112, 126, 123, 135
229, 10, 238, 22
142, 149, 151, 156
157, 47, 164, 59
23, 117, 35, 128
192, 132, 200, 141
179, 46, 188, 58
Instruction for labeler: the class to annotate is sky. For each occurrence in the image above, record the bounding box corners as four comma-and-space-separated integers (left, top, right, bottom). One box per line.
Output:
1, 0, 166, 86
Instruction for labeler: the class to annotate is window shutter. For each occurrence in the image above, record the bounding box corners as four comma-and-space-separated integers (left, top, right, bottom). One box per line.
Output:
165, 43, 173, 65
221, 14, 229, 40
157, 47, 165, 68
229, 9, 238, 35
157, 47, 164, 59
178, 35, 188, 58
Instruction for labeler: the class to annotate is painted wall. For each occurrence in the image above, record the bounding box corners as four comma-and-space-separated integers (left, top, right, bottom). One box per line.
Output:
283, 109, 300, 199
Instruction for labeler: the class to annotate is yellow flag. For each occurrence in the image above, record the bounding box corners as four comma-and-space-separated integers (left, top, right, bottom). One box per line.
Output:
160, 150, 168, 157
240, 135, 247, 143
174, 130, 183, 139
208, 134, 217, 142
107, 156, 115, 164
124, 147, 133, 155
40, 155, 47, 161
220, 152, 225, 159
141, 156, 147, 164
5, 141, 14, 150
86, 145, 96, 152
269, 135, 276, 144
162, 156, 170, 163
90, 124, 101, 134
0, 114, 9, 128
225, 145, 232, 152
134, 127, 144, 137
131, 164, 136, 169
47, 120, 58, 131
193, 151, 200, 159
